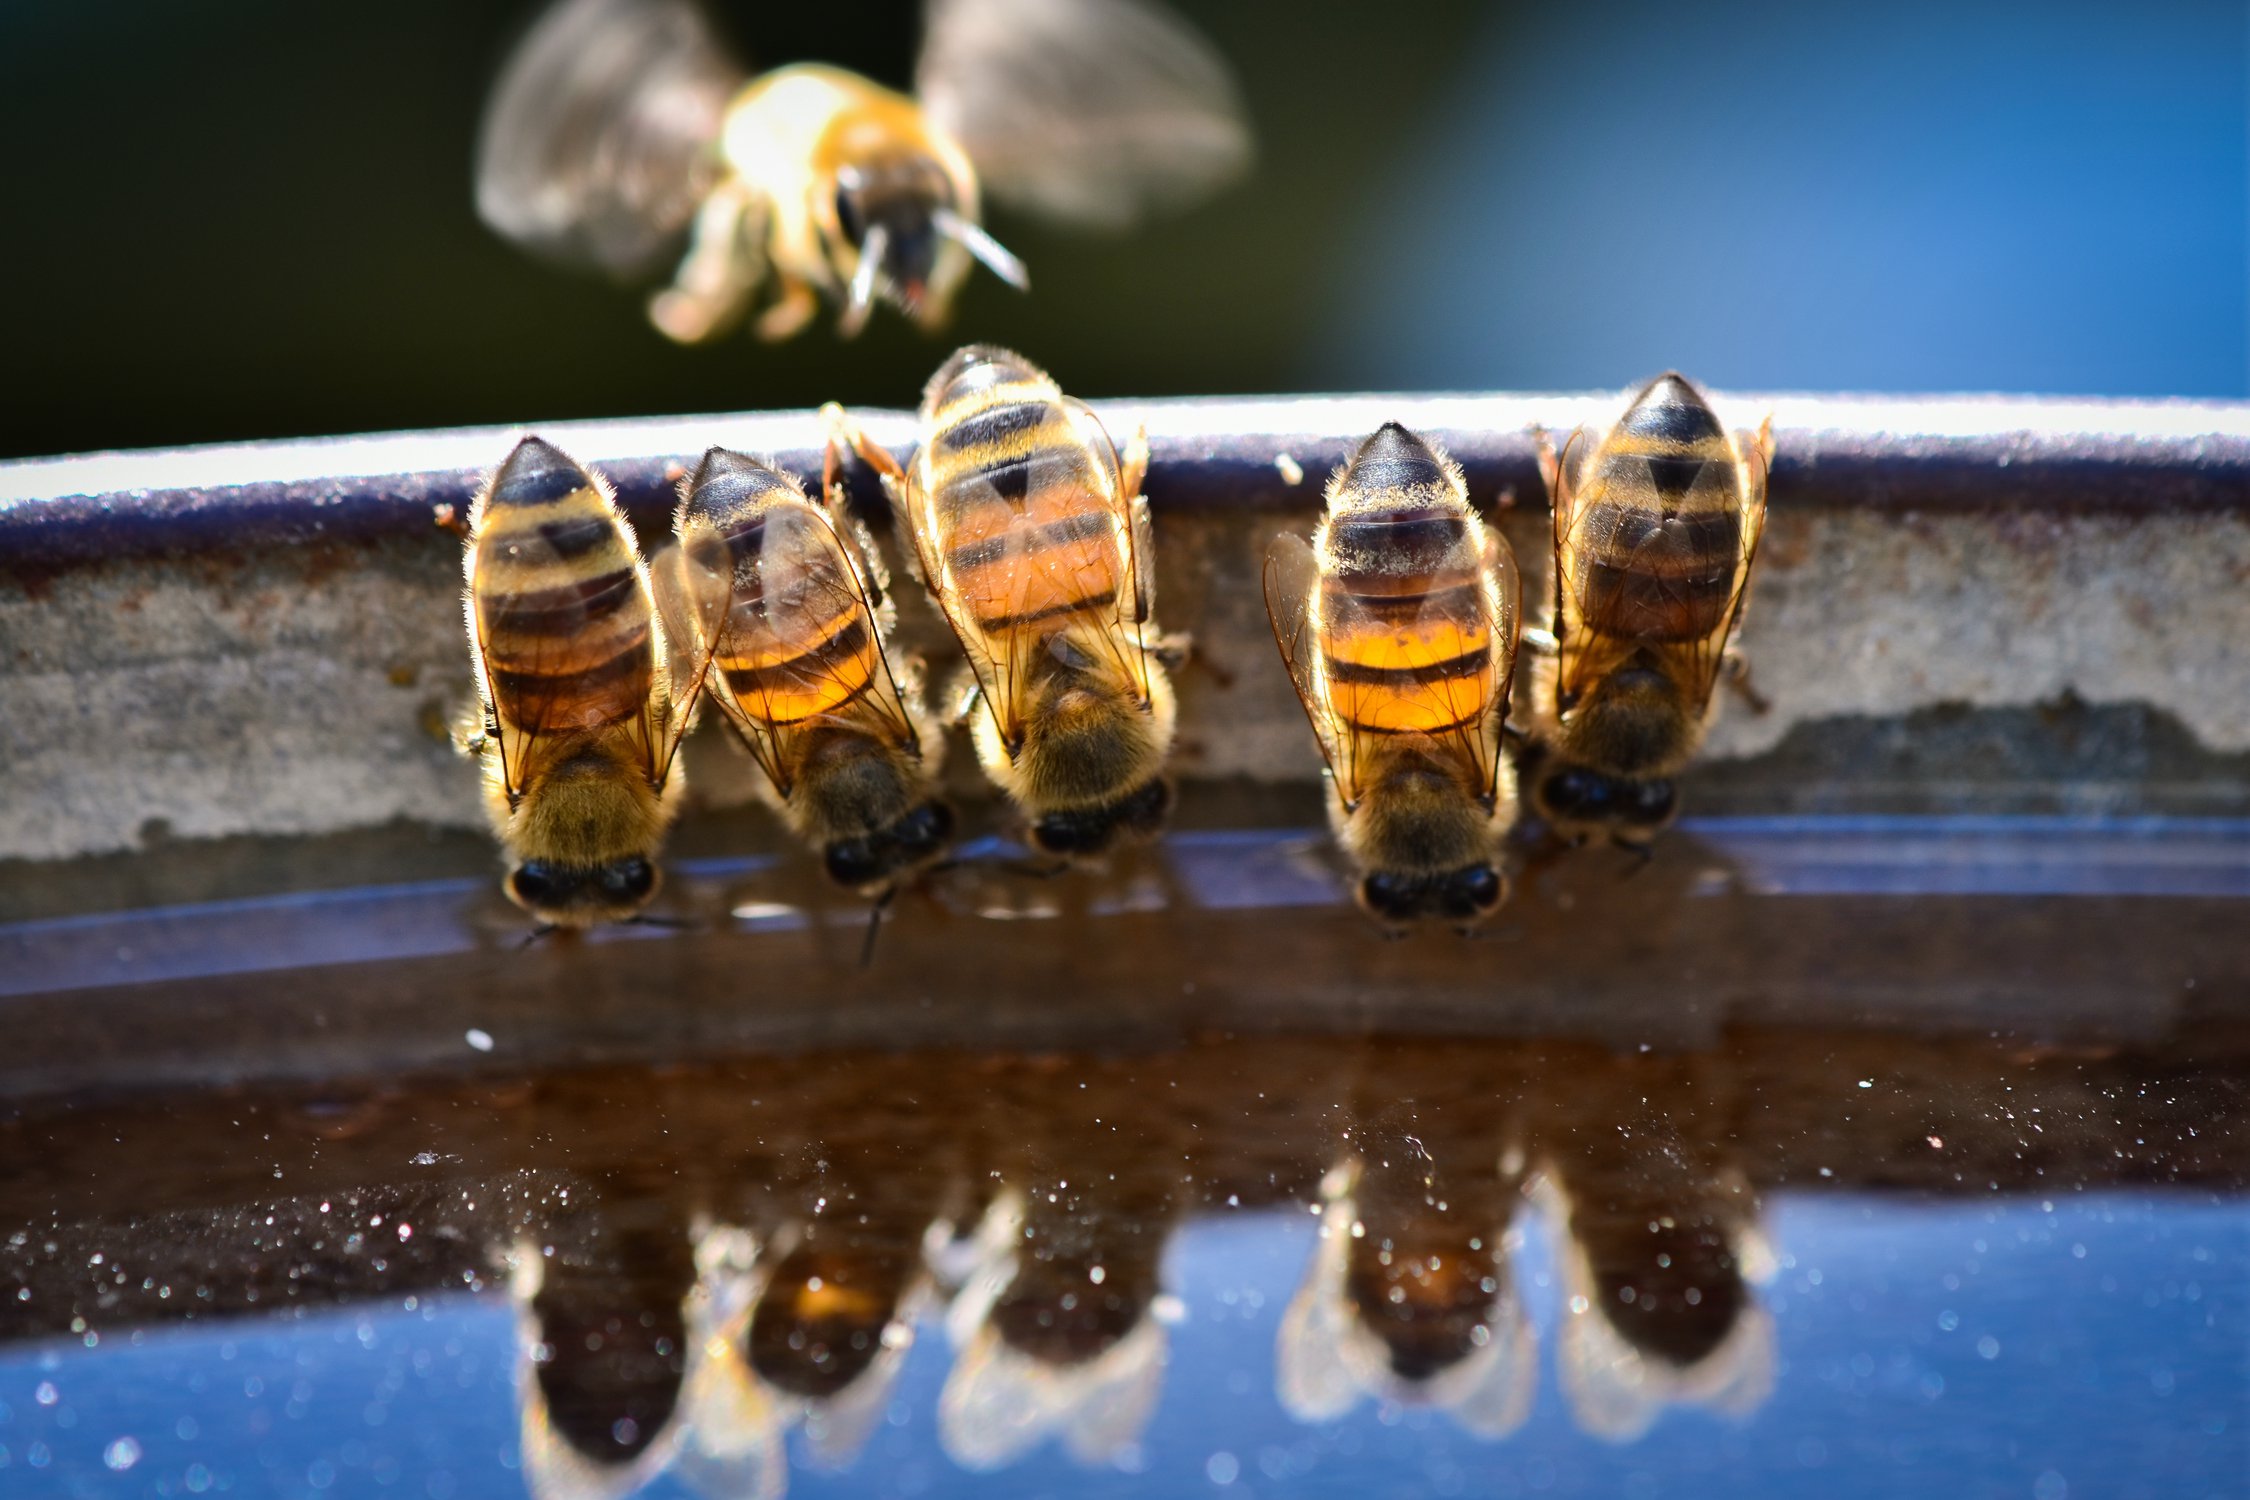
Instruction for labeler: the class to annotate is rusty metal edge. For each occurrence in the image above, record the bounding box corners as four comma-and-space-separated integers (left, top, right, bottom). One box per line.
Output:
3, 392, 2247, 573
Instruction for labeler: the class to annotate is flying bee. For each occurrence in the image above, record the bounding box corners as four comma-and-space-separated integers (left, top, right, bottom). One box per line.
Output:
831, 345, 1178, 862
461, 437, 712, 930
669, 447, 952, 902
476, 0, 1253, 342
1265, 423, 1523, 932
1528, 373, 1774, 855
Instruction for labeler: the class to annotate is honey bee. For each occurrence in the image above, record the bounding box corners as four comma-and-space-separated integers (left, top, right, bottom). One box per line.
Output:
1528, 373, 1773, 853
1537, 1169, 1776, 1440
831, 345, 1178, 861
1265, 423, 1522, 931
461, 437, 712, 929
669, 447, 952, 899
476, 0, 1253, 342
1277, 1159, 1537, 1438
937, 1187, 1168, 1469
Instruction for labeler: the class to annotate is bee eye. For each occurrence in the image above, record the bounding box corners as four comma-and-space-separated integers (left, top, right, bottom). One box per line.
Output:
895, 801, 954, 857
1358, 871, 1422, 921
597, 857, 655, 904
1542, 767, 1615, 817
509, 861, 569, 910
1030, 814, 1103, 857
1451, 863, 1506, 916
833, 184, 865, 246
1624, 779, 1679, 827
824, 838, 884, 888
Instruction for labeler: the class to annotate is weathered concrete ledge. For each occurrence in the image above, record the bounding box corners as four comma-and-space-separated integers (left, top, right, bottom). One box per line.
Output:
3, 392, 2246, 861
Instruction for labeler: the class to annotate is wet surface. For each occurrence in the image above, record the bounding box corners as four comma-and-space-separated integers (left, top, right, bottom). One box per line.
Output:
0, 810, 2245, 1497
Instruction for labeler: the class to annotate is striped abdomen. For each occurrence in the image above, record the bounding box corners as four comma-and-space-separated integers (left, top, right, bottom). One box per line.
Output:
472, 438, 652, 737
678, 449, 882, 730
1565, 374, 1746, 645
917, 348, 1124, 640
1317, 424, 1492, 738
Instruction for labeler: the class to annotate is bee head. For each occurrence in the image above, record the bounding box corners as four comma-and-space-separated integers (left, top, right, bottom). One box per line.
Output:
834, 157, 950, 309
505, 856, 658, 927
1028, 777, 1173, 860
821, 799, 956, 893
1534, 765, 1680, 843
1355, 862, 1507, 932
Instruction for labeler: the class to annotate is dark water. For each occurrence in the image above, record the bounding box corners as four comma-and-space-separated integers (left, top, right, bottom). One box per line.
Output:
0, 816, 2245, 1498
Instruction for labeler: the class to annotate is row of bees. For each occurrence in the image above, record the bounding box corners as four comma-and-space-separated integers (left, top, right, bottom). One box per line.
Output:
509, 1156, 1772, 1498
459, 348, 1771, 934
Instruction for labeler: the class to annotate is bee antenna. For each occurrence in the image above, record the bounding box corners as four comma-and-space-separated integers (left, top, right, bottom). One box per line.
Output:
932, 208, 1029, 292
842, 224, 888, 337
519, 923, 559, 950
624, 913, 697, 931
858, 888, 897, 970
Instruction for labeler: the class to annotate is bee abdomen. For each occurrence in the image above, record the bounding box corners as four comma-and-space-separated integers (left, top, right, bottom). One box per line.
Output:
1329, 505, 1474, 594
714, 501, 881, 727
1317, 529, 1491, 737
721, 613, 877, 725
926, 405, 1123, 638
922, 344, 1051, 415
1572, 494, 1742, 642
474, 440, 652, 735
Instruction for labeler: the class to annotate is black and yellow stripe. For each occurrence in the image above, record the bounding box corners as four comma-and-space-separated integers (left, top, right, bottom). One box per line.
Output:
680, 449, 880, 728
470, 437, 652, 738
914, 345, 1125, 641
1565, 373, 1746, 645
1316, 424, 1493, 737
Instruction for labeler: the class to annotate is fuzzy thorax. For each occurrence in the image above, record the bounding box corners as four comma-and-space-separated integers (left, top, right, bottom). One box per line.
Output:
1555, 660, 1704, 779
971, 657, 1177, 817
481, 739, 681, 871
784, 728, 926, 844
1333, 754, 1513, 879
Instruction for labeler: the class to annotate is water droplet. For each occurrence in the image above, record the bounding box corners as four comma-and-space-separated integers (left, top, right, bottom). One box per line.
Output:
1205, 1451, 1240, 1485
464, 1029, 494, 1053
103, 1437, 140, 1472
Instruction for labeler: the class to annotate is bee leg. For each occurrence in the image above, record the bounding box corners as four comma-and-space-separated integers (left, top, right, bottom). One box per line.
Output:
753, 276, 820, 343
1519, 625, 1560, 657
950, 679, 986, 730
1613, 835, 1656, 875
432, 503, 471, 539
1722, 650, 1772, 714
650, 182, 764, 345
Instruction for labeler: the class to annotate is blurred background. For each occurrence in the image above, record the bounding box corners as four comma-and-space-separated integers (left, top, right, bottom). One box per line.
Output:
1, 0, 2243, 462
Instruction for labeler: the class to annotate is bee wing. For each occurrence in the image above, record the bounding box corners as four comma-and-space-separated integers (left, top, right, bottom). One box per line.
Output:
1483, 525, 1524, 798
1556, 436, 1770, 725
1546, 425, 1608, 715
698, 500, 923, 801
468, 504, 666, 805
645, 532, 729, 787
475, 0, 746, 277
918, 439, 1147, 755
1266, 526, 1516, 810
1262, 530, 1356, 800
916, 0, 1252, 229
1062, 398, 1156, 692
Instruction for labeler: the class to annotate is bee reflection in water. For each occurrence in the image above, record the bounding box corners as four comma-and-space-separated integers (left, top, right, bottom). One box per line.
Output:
1277, 1119, 1538, 1437
510, 1217, 709, 1500
1537, 1064, 1778, 1441
939, 1182, 1175, 1470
